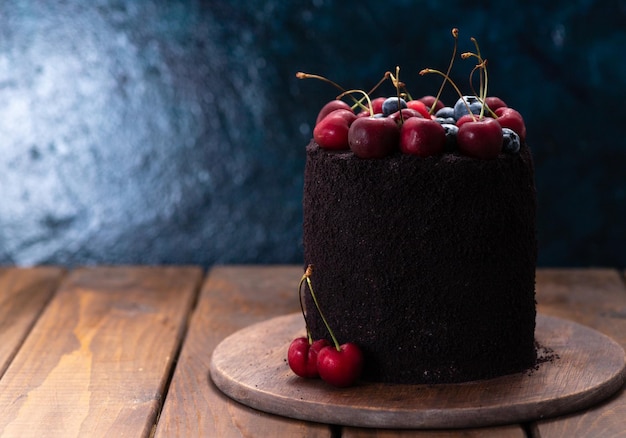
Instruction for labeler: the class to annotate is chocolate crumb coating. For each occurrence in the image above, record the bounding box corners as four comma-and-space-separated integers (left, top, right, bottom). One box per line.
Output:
303, 141, 537, 384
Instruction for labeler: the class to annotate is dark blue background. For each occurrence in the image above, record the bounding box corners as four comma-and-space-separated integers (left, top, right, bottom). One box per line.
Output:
1, 1, 624, 268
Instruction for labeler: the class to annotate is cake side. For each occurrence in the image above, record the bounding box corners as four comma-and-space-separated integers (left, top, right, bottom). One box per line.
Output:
303, 141, 537, 384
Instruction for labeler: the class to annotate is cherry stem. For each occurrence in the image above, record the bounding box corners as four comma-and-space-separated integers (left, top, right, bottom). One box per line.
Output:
296, 72, 346, 93
429, 27, 459, 115
336, 89, 373, 117
350, 72, 391, 112
297, 71, 363, 108
461, 35, 492, 119
420, 68, 475, 121
297, 272, 313, 344
389, 66, 405, 123
302, 265, 341, 351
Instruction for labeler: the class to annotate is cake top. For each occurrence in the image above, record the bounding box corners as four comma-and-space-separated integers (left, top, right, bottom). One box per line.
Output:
297, 28, 527, 161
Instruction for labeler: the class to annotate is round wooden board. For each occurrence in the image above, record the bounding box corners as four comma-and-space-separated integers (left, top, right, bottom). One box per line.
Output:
209, 313, 626, 429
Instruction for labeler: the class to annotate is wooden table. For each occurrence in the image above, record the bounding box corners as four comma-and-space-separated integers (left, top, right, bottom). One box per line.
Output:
0, 265, 624, 437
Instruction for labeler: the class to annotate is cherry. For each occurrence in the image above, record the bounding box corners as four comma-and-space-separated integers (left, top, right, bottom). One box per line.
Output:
348, 116, 400, 159
495, 107, 527, 142
316, 342, 364, 388
484, 96, 507, 113
455, 113, 482, 129
357, 97, 387, 118
406, 99, 432, 119
457, 117, 503, 159
316, 100, 353, 125
287, 337, 331, 378
370, 97, 386, 115
400, 117, 446, 157
417, 95, 445, 113
313, 109, 356, 150
298, 265, 364, 387
388, 108, 423, 125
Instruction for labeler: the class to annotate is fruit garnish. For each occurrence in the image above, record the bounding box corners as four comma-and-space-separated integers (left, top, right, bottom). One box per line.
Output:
298, 28, 527, 159
406, 99, 432, 118
428, 27, 459, 116
494, 106, 527, 142
288, 337, 330, 379
349, 116, 400, 159
420, 29, 509, 158
457, 117, 503, 159
313, 109, 356, 150
316, 342, 364, 388
400, 117, 446, 157
502, 127, 521, 154
297, 265, 364, 387
315, 100, 353, 125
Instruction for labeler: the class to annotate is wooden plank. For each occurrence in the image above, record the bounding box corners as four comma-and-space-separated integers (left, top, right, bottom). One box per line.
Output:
154, 265, 331, 437
342, 425, 526, 437
0, 266, 202, 438
534, 268, 626, 437
0, 267, 64, 377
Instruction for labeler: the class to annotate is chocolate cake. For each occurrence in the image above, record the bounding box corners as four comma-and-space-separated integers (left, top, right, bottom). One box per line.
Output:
302, 141, 537, 384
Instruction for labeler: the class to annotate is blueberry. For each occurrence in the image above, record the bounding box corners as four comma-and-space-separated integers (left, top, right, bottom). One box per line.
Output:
435, 106, 455, 119
435, 116, 456, 125
502, 127, 520, 154
441, 123, 458, 152
453, 95, 482, 120
382, 97, 407, 116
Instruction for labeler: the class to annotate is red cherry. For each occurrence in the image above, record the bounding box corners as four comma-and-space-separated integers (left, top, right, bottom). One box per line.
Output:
370, 97, 386, 115
357, 97, 387, 118
457, 117, 503, 160
314, 109, 357, 150
418, 95, 445, 113
317, 343, 363, 387
287, 337, 330, 378
455, 113, 484, 129
406, 100, 431, 118
388, 108, 423, 125
399, 117, 446, 157
316, 100, 352, 125
484, 96, 507, 113
495, 107, 526, 142
348, 116, 400, 159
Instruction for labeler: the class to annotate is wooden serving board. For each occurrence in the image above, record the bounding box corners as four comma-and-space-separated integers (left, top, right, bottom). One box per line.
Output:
210, 313, 626, 429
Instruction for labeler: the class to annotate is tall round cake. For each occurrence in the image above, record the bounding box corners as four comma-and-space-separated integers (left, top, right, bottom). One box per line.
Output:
302, 141, 537, 384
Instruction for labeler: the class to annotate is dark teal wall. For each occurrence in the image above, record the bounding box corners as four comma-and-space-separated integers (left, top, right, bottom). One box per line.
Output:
1, 1, 624, 267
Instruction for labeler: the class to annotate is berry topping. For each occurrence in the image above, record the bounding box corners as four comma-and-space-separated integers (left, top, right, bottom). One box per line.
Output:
441, 123, 459, 151
349, 116, 400, 159
502, 127, 521, 154
316, 100, 353, 125
494, 107, 527, 142
417, 95, 445, 113
435, 106, 455, 119
457, 117, 503, 160
400, 117, 446, 157
484, 96, 507, 113
381, 96, 407, 116
298, 28, 527, 160
406, 99, 432, 118
453, 95, 483, 120
313, 109, 356, 150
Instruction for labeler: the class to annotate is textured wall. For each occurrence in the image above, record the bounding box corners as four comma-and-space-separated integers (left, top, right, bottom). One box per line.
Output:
0, 1, 624, 267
